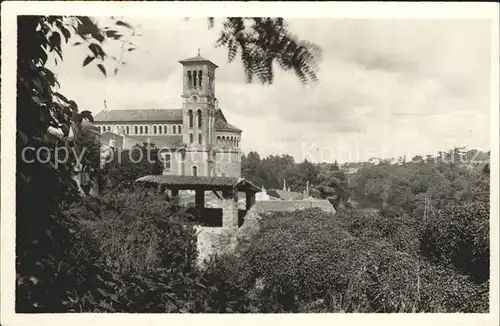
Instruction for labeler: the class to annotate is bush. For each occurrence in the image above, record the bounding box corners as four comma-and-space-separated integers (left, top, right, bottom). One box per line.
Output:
420, 201, 489, 283
200, 254, 255, 312
339, 209, 423, 255
207, 208, 489, 313
42, 184, 209, 312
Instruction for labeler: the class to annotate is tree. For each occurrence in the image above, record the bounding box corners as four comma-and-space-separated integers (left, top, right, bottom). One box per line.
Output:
241, 151, 265, 185
16, 15, 140, 312
482, 163, 490, 175
103, 143, 164, 189
210, 17, 321, 85
332, 160, 339, 171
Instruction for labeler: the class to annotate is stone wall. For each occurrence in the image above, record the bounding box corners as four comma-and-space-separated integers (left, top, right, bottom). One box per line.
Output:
184, 150, 209, 176
162, 151, 184, 176
215, 150, 241, 178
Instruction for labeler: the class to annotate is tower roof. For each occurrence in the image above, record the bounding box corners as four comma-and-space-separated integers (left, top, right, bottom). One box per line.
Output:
179, 54, 218, 68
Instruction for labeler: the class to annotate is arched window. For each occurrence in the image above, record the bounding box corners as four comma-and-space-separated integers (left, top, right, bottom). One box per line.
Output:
187, 71, 192, 87
197, 110, 202, 128
198, 133, 202, 145
164, 125, 168, 134
192, 166, 198, 177
145, 126, 148, 134
173, 125, 177, 134
153, 126, 157, 135
188, 110, 193, 128
126, 126, 130, 134
178, 125, 182, 133
158, 125, 162, 134
198, 70, 203, 87
134, 126, 138, 134
217, 136, 221, 143
139, 126, 143, 134
164, 154, 171, 171
193, 71, 197, 87
189, 133, 193, 144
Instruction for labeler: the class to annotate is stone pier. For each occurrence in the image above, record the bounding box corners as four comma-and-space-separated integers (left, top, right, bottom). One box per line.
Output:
195, 189, 205, 208
246, 192, 256, 211
222, 189, 238, 228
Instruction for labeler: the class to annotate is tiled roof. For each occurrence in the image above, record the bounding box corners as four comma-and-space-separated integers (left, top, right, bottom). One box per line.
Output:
94, 108, 241, 132
94, 109, 183, 122
267, 189, 305, 201
179, 55, 218, 68
136, 175, 260, 192
126, 135, 184, 149
215, 119, 242, 133
214, 109, 242, 132
99, 132, 184, 150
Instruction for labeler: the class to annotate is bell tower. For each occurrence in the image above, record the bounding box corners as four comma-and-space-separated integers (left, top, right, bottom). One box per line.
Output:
179, 51, 218, 176
180, 49, 217, 99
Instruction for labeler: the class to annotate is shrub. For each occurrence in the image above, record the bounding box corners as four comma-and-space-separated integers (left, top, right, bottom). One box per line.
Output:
420, 201, 489, 283
200, 254, 255, 312
339, 209, 423, 255
212, 208, 489, 313
50, 184, 207, 312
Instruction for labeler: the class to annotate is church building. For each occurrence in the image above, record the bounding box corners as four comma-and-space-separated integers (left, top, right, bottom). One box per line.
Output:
94, 54, 242, 178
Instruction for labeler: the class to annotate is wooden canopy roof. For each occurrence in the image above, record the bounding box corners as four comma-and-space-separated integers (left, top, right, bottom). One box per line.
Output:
135, 175, 261, 193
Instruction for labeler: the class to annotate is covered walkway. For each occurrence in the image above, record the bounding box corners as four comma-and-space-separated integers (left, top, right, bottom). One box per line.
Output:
135, 175, 261, 228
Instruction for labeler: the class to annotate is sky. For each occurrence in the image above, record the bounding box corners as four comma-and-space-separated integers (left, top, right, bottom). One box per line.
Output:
49, 18, 493, 163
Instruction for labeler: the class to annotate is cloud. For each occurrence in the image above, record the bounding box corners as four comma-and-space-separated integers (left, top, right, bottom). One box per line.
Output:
48, 17, 492, 162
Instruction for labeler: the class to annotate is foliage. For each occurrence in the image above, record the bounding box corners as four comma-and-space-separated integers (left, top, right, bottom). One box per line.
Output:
16, 15, 134, 312
31, 184, 211, 313
241, 152, 342, 193
350, 149, 490, 215
212, 17, 322, 85
101, 142, 164, 189
340, 209, 423, 255
201, 208, 489, 313
420, 201, 490, 283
